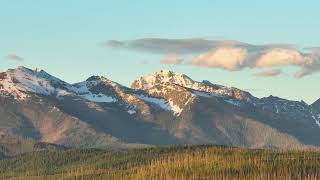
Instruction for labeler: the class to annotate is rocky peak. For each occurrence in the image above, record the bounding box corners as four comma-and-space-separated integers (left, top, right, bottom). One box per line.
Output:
86, 75, 110, 82
257, 95, 312, 119
7, 66, 64, 84
131, 70, 195, 90
0, 66, 69, 99
34, 68, 56, 80
201, 80, 223, 89
261, 95, 287, 102
132, 70, 257, 104
131, 70, 226, 92
261, 96, 309, 107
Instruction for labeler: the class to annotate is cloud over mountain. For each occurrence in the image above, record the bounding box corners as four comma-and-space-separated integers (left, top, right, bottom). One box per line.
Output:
106, 38, 320, 78
189, 47, 249, 70
190, 47, 319, 78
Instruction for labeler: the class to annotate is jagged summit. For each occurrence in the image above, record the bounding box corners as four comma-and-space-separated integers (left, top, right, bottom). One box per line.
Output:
131, 70, 256, 103
0, 66, 69, 99
13, 66, 48, 75
0, 67, 117, 102
131, 70, 226, 91
86, 75, 110, 82
131, 70, 195, 90
7, 66, 65, 83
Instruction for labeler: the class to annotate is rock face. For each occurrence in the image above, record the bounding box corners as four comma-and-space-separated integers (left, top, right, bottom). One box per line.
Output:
312, 99, 320, 113
0, 67, 319, 155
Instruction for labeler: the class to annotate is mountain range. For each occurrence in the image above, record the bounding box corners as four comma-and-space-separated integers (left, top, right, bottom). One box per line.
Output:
1, 66, 320, 156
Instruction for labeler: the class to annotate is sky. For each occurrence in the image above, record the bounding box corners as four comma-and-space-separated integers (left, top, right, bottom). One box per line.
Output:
1, 1, 320, 103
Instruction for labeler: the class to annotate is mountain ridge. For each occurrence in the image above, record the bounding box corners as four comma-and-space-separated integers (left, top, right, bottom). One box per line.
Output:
1, 66, 317, 105
0, 66, 319, 155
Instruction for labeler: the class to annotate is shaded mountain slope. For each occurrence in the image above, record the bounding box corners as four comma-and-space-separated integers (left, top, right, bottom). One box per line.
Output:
0, 67, 319, 155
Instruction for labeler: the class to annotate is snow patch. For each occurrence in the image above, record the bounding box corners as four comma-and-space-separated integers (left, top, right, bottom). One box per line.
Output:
80, 93, 116, 103
127, 110, 136, 114
69, 81, 116, 103
315, 120, 320, 128
135, 94, 171, 111
312, 116, 320, 128
168, 100, 183, 114
192, 91, 211, 97
225, 99, 241, 107
275, 104, 279, 113
69, 81, 98, 94
134, 94, 182, 115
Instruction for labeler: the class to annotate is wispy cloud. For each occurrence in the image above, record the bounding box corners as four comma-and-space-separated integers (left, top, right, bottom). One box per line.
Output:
160, 54, 182, 65
106, 38, 256, 54
106, 38, 320, 78
254, 69, 282, 77
6, 54, 24, 61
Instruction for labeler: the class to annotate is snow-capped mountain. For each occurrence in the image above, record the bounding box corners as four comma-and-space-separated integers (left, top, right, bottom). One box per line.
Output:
1, 66, 320, 156
132, 70, 257, 103
131, 70, 257, 115
0, 66, 69, 99
0, 66, 122, 103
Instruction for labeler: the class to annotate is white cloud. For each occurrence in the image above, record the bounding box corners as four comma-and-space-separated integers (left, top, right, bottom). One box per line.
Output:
255, 48, 312, 67
190, 47, 320, 78
190, 47, 248, 70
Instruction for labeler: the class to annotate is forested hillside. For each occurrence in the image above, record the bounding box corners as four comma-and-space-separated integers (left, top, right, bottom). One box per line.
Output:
1, 145, 320, 179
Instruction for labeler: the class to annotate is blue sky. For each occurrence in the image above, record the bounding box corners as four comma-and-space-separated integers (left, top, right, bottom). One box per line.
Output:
1, 1, 320, 103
